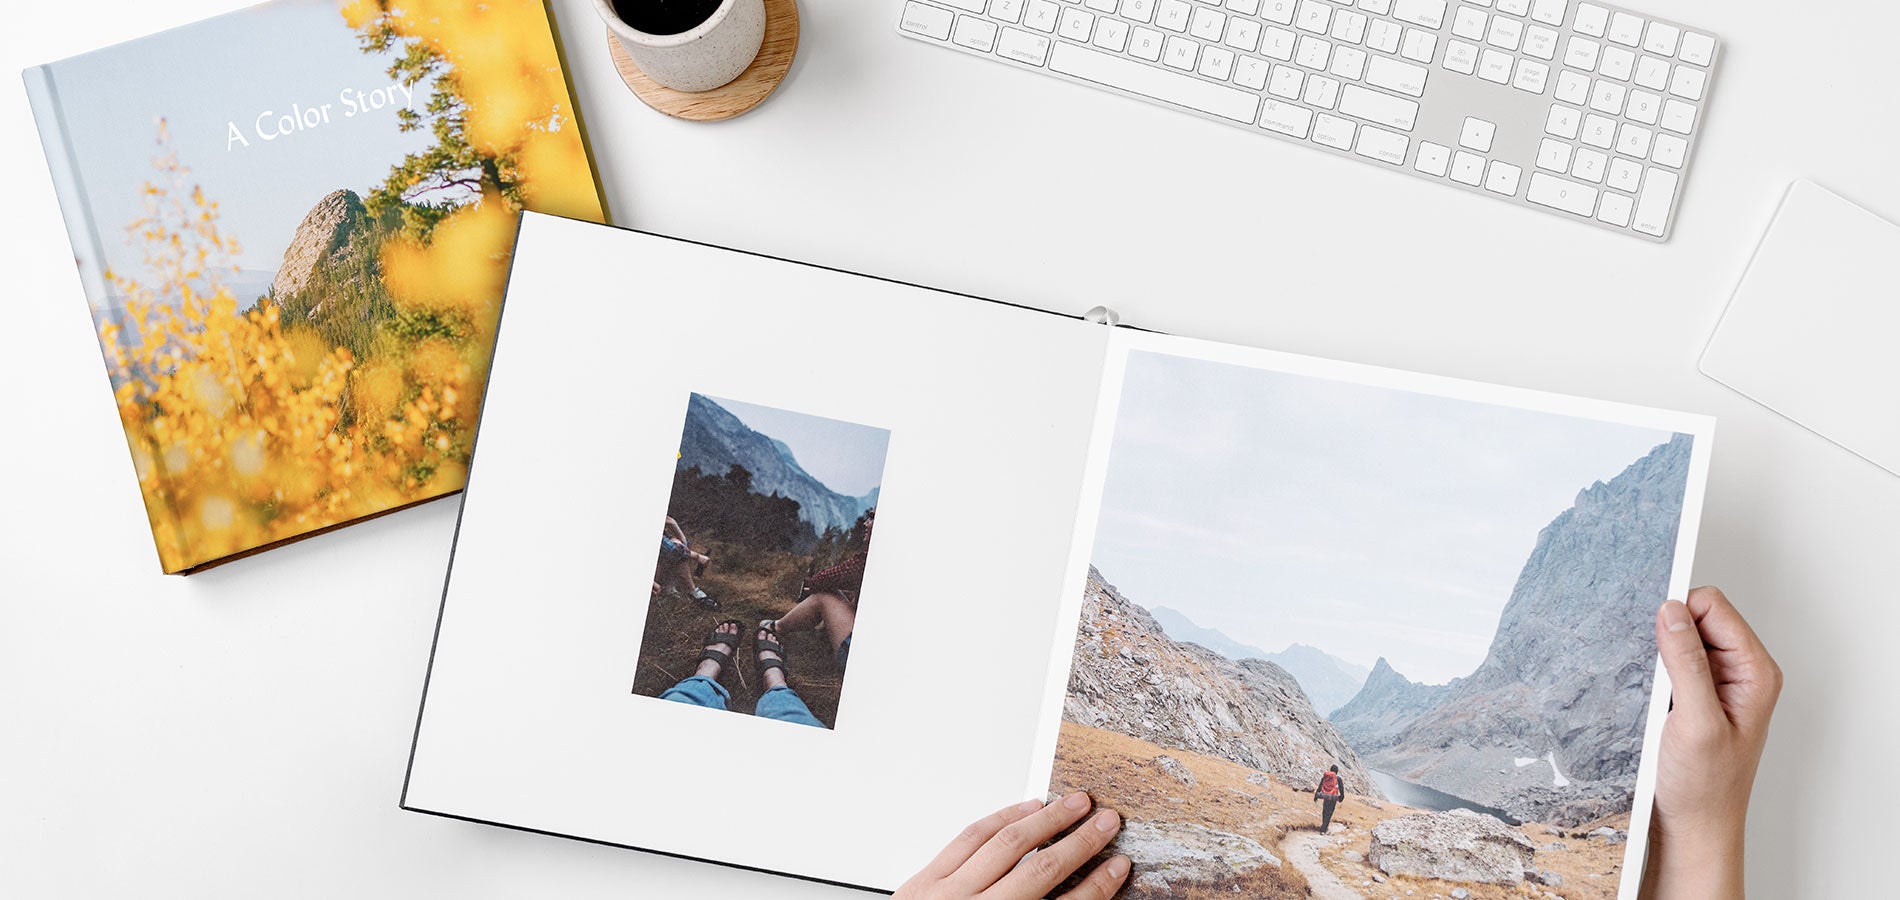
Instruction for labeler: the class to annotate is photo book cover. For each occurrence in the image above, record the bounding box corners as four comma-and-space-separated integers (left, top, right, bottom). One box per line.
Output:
1051, 350, 1696, 899
632, 393, 890, 732
26, 0, 606, 572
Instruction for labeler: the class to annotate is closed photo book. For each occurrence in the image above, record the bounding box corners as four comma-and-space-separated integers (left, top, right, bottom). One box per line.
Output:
404, 213, 1714, 899
24, 0, 607, 573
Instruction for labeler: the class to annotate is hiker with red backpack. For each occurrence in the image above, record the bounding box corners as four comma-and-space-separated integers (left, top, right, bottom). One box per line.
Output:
1314, 764, 1346, 834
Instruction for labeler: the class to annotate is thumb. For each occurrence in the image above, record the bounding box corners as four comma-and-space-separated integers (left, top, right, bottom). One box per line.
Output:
1656, 600, 1722, 720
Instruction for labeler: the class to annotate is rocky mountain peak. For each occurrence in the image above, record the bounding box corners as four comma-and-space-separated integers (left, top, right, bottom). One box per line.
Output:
1063, 567, 1382, 798
1346, 435, 1694, 825
270, 189, 366, 301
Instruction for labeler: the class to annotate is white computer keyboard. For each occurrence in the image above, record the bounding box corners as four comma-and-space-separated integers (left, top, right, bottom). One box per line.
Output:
898, 0, 1719, 241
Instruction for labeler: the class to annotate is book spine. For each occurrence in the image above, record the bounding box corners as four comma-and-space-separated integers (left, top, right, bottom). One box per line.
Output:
23, 64, 193, 572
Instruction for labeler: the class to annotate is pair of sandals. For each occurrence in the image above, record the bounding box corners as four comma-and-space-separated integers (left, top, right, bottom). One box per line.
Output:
697, 619, 788, 680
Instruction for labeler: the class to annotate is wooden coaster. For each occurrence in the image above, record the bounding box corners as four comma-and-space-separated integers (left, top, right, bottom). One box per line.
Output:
608, 0, 800, 122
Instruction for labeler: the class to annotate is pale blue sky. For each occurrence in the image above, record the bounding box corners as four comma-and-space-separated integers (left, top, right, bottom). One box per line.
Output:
709, 396, 889, 499
1091, 351, 1677, 685
44, 0, 436, 298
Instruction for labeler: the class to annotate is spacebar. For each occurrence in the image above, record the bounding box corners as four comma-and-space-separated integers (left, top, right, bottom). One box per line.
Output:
1049, 42, 1260, 124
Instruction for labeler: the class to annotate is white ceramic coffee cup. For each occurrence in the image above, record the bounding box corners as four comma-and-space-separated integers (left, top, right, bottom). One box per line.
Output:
596, 0, 766, 93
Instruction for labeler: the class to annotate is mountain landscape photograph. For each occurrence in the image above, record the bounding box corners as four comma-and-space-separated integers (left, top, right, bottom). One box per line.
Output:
630, 394, 889, 730
1049, 350, 1695, 899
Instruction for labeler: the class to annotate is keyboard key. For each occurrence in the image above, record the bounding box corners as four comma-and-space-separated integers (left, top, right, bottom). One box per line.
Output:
1367, 55, 1429, 95
1536, 137, 1572, 171
1402, 28, 1437, 62
1678, 32, 1715, 66
1060, 6, 1097, 41
1650, 132, 1686, 167
1226, 17, 1262, 51
1607, 11, 1643, 46
1261, 0, 1296, 25
1200, 45, 1238, 80
1259, 97, 1314, 136
1415, 140, 1451, 176
1227, 0, 1260, 11
1444, 40, 1479, 75
1027, 0, 1061, 32
1450, 150, 1485, 185
1359, 0, 1393, 13
1643, 21, 1680, 57
1513, 59, 1549, 93
1545, 104, 1581, 139
900, 1, 954, 39
1487, 17, 1523, 51
1332, 10, 1368, 44
1452, 7, 1487, 40
1632, 167, 1678, 235
1485, 160, 1522, 195
1573, 2, 1608, 37
1130, 26, 1164, 60
1607, 157, 1642, 191
1297, 35, 1332, 69
1530, 0, 1566, 26
1269, 63, 1305, 98
1615, 123, 1653, 158
1304, 73, 1341, 107
1660, 98, 1697, 134
1189, 6, 1224, 40
1564, 37, 1600, 71
1340, 84, 1420, 129
953, 14, 1000, 50
1669, 65, 1706, 100
1261, 27, 1297, 59
1297, 0, 1332, 33
1460, 116, 1497, 151
1599, 46, 1633, 81
1236, 55, 1271, 88
1479, 48, 1512, 83
1527, 172, 1598, 215
1571, 146, 1606, 182
1597, 191, 1633, 226
1496, 0, 1528, 16
1554, 70, 1590, 103
1589, 80, 1625, 115
1163, 34, 1199, 69
1356, 125, 1410, 164
1095, 17, 1130, 49
1626, 89, 1661, 124
1392, 0, 1447, 29
1581, 113, 1616, 148
1313, 113, 1357, 149
992, 0, 1027, 23
1367, 19, 1402, 53
1156, 0, 1190, 31
1085, 0, 1116, 11
1633, 55, 1669, 90
1048, 42, 1261, 121
997, 26, 1053, 63
1523, 25, 1559, 60
1332, 46, 1369, 80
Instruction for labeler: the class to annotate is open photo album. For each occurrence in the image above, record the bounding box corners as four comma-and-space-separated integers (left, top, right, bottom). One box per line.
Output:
403, 213, 1713, 899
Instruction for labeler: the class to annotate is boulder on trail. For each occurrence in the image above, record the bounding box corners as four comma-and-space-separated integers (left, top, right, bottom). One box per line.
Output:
1367, 809, 1536, 885
1110, 820, 1280, 891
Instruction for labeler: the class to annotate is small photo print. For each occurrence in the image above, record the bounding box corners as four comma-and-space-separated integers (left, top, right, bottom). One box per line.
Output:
633, 393, 889, 731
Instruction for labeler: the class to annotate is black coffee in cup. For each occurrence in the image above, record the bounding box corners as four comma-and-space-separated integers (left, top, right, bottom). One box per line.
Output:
611, 0, 724, 36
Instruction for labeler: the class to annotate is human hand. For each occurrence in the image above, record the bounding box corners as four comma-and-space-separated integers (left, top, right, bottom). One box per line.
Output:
1642, 586, 1782, 900
895, 792, 1130, 900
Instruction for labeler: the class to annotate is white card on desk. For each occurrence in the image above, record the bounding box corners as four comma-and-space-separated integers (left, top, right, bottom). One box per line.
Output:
1701, 181, 1900, 477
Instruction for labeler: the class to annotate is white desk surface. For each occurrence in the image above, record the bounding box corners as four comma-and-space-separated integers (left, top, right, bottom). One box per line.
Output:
2, 1, 1893, 896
